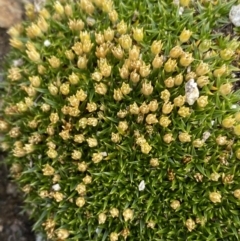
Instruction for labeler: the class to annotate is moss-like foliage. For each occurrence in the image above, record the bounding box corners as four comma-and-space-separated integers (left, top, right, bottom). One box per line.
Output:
1, 0, 240, 240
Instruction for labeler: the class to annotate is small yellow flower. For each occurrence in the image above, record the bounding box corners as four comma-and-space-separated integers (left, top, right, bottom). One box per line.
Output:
150, 158, 159, 167
146, 114, 158, 125
109, 9, 118, 23
197, 96, 208, 108
210, 172, 220, 181
233, 189, 240, 199
104, 27, 114, 41
222, 116, 235, 128
179, 132, 191, 143
180, 0, 191, 7
83, 175, 92, 184
179, 28, 192, 43
48, 56, 60, 68
50, 113, 59, 124
197, 76, 209, 88
151, 40, 163, 55
164, 58, 177, 72
219, 83, 232, 95
132, 27, 144, 42
170, 200, 180, 210
148, 100, 159, 112
42, 164, 55, 176
119, 34, 132, 49
185, 218, 196, 232
174, 95, 185, 107
196, 62, 210, 76
178, 106, 191, 118
95, 83, 108, 95
140, 142, 152, 154
123, 208, 134, 222
220, 49, 234, 60
110, 232, 118, 241
152, 55, 164, 68
169, 46, 183, 58
141, 81, 153, 96
162, 102, 174, 115
130, 70, 140, 83
164, 76, 175, 88
60, 83, 70, 95
111, 133, 121, 143
77, 55, 88, 69
117, 20, 128, 35
213, 64, 227, 77
55, 229, 69, 240
72, 150, 82, 160
98, 213, 107, 224
75, 183, 86, 195
234, 124, 240, 136
174, 73, 183, 86
121, 82, 132, 95
163, 133, 174, 144
92, 153, 103, 163
209, 191, 221, 203
179, 52, 194, 67
193, 139, 204, 148
110, 208, 119, 218
76, 197, 85, 207
159, 116, 171, 128
113, 88, 123, 101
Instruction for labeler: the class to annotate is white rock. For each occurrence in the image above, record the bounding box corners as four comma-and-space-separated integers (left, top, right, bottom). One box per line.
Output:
185, 79, 199, 105
44, 40, 51, 47
229, 5, 240, 27
52, 183, 61, 191
138, 180, 145, 191
202, 131, 211, 142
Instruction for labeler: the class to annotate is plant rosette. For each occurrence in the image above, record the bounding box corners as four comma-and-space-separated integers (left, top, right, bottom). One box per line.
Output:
1, 0, 240, 240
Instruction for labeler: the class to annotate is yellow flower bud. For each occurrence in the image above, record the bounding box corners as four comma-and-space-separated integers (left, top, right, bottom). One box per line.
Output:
159, 116, 171, 128
76, 197, 85, 207
178, 106, 191, 117
146, 114, 158, 125
164, 76, 175, 88
220, 48, 234, 60
174, 95, 185, 107
141, 81, 153, 96
95, 83, 107, 95
179, 28, 192, 43
98, 213, 107, 224
174, 73, 183, 86
139, 102, 149, 114
119, 34, 132, 49
139, 64, 151, 78
10, 38, 24, 50
56, 229, 69, 239
234, 189, 240, 199
118, 121, 128, 132
113, 88, 123, 101
77, 55, 88, 69
148, 100, 159, 112
234, 125, 240, 136
8, 67, 22, 81
119, 66, 129, 79
150, 158, 159, 167
216, 135, 227, 145
179, 52, 194, 67
123, 209, 134, 222
197, 96, 208, 108
109, 9, 118, 23
111, 132, 121, 143
98, 58, 112, 77
213, 64, 227, 77
48, 84, 58, 96
162, 102, 174, 114
95, 32, 105, 45
110, 232, 118, 241
196, 62, 210, 76
26, 49, 41, 63
121, 82, 132, 95
42, 164, 55, 176
75, 183, 86, 195
110, 208, 119, 218
117, 20, 128, 35
179, 132, 191, 143
170, 200, 180, 210
193, 139, 204, 148
64, 4, 73, 16
164, 58, 177, 72
222, 116, 235, 128
129, 102, 139, 115
129, 45, 140, 61
60, 83, 70, 95
132, 27, 143, 42
197, 76, 209, 88
163, 133, 174, 144
83, 175, 92, 184
130, 70, 140, 83
219, 83, 232, 95
104, 27, 114, 42
37, 17, 48, 32
160, 89, 171, 102
112, 45, 124, 59
235, 113, 240, 122
169, 46, 183, 58
141, 142, 152, 154
199, 39, 211, 52
152, 55, 164, 68
26, 24, 42, 38
48, 56, 60, 68
180, 0, 191, 7
209, 192, 221, 203
185, 219, 196, 232
151, 40, 163, 55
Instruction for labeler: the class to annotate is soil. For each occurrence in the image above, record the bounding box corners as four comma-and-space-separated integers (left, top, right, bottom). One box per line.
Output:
0, 28, 35, 241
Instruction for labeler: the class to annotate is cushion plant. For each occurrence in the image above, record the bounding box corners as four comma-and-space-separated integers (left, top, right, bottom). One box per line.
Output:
1, 0, 240, 240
